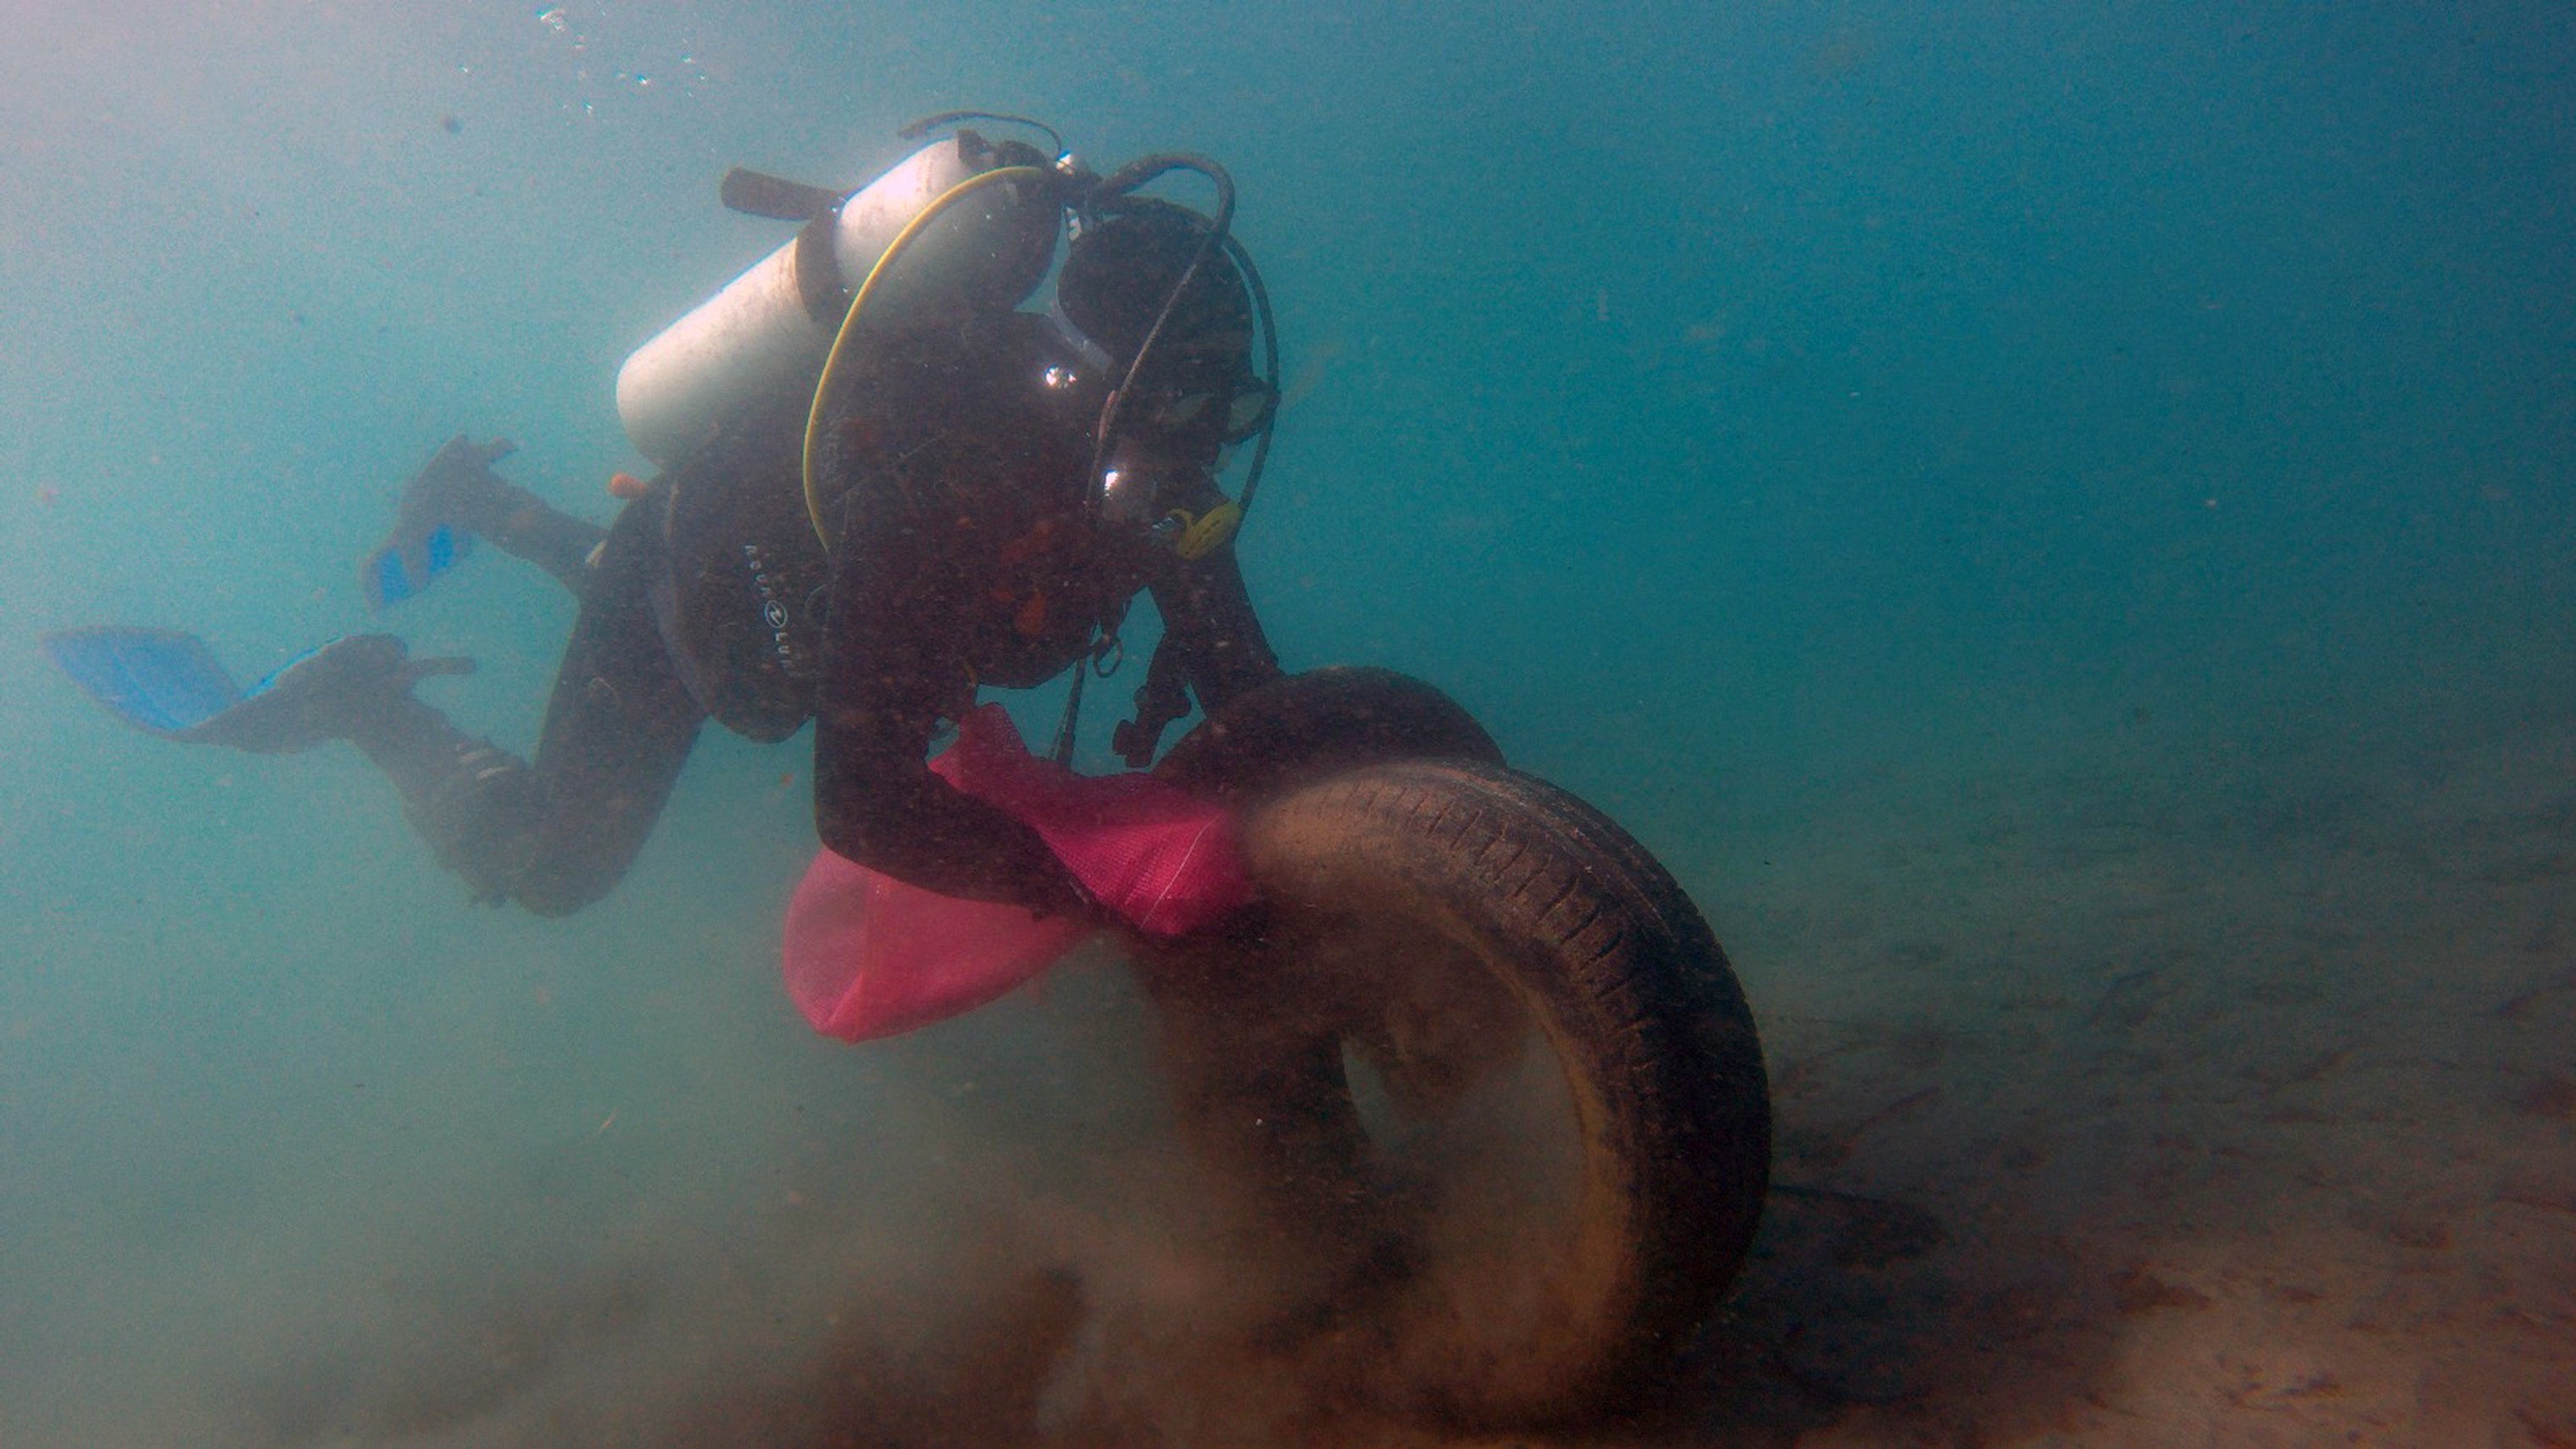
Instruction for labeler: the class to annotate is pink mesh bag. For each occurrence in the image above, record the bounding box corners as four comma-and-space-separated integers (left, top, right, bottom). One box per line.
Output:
782, 705, 1252, 1042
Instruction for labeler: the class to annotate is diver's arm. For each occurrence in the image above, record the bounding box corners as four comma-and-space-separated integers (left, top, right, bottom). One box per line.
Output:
1115, 540, 1285, 768
811, 488, 1093, 916
1153, 542, 1284, 715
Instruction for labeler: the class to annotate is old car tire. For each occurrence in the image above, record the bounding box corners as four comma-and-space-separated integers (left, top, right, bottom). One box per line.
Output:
1133, 757, 1771, 1426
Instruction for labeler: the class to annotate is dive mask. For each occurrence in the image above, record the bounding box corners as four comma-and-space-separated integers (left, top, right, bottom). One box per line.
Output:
1095, 438, 1244, 561
1048, 299, 1274, 449
1143, 374, 1275, 445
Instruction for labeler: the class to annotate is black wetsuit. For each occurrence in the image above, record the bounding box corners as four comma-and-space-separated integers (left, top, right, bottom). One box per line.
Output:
355, 311, 1280, 917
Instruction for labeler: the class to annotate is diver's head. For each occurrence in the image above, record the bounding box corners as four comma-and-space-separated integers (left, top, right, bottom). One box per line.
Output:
1057, 203, 1273, 458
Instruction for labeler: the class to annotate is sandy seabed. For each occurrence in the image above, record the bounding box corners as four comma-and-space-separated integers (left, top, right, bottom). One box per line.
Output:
10, 701, 2573, 1448
1666, 702, 2576, 1449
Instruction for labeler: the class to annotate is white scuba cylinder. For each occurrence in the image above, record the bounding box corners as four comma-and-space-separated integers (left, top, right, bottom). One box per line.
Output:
615, 138, 1053, 467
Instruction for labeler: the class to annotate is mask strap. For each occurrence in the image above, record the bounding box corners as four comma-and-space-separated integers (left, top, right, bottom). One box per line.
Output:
1045, 295, 1117, 375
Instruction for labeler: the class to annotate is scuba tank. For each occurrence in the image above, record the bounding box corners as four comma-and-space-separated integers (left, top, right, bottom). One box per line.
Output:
614, 134, 1061, 467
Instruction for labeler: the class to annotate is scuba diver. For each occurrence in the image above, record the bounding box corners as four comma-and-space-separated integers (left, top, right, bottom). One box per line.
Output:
47, 115, 1287, 927
47, 122, 1786, 1420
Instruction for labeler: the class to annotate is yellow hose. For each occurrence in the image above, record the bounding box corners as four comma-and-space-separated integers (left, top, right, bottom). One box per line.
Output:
801, 164, 1051, 544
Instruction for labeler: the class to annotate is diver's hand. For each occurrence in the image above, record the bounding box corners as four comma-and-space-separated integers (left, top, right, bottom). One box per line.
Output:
1038, 870, 1120, 935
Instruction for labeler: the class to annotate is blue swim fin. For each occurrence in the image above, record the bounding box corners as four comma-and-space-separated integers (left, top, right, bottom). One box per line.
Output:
43, 626, 244, 736
45, 628, 472, 753
359, 435, 517, 612
360, 522, 473, 612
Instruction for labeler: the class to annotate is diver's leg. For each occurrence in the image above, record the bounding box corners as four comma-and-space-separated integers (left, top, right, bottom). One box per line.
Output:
344, 690, 548, 905
504, 498, 707, 915
365, 436, 609, 606
347, 498, 703, 914
439, 461, 608, 596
